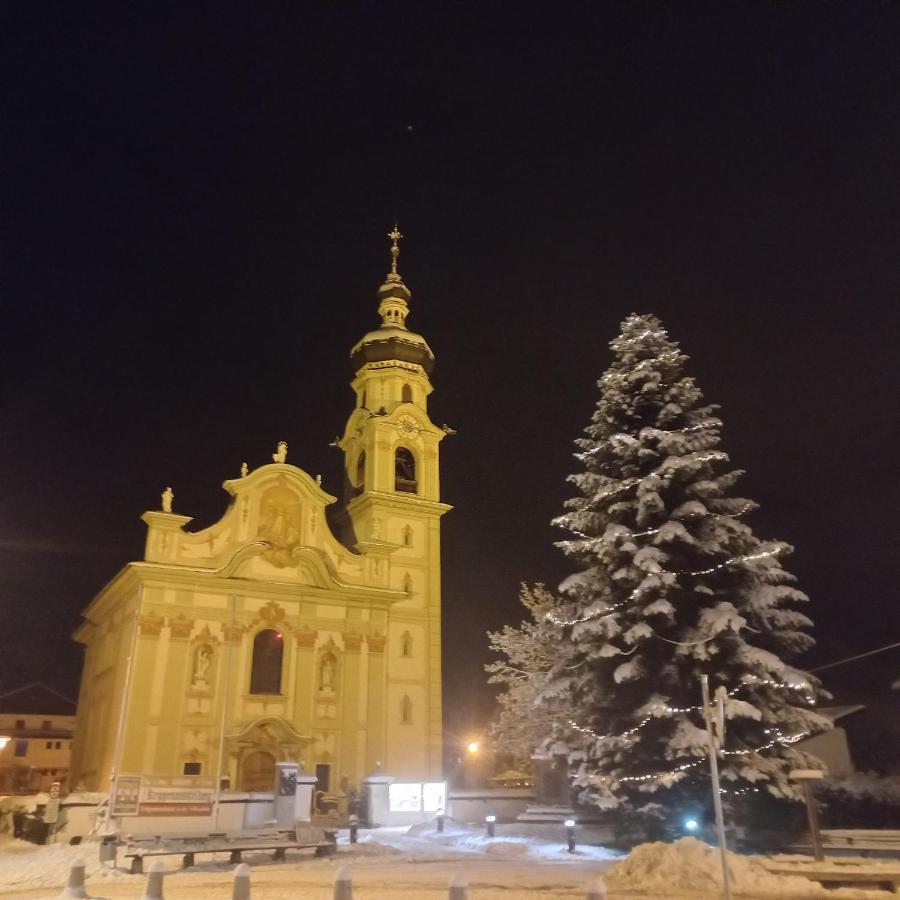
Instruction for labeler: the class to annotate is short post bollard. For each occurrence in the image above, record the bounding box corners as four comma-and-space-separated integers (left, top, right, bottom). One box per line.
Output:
349, 814, 359, 844
565, 818, 576, 854
436, 807, 445, 834
140, 859, 166, 900
585, 875, 607, 900
232, 862, 251, 900
448, 872, 468, 900
60, 859, 88, 899
334, 866, 352, 900
484, 814, 496, 838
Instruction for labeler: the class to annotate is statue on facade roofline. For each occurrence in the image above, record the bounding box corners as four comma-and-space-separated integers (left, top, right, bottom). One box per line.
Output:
273, 441, 288, 463
161, 486, 174, 513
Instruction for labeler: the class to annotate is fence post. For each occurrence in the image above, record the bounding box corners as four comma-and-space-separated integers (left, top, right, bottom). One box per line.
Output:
232, 862, 251, 900
334, 865, 352, 900
585, 875, 607, 899
60, 859, 88, 899
140, 859, 166, 900
448, 873, 468, 900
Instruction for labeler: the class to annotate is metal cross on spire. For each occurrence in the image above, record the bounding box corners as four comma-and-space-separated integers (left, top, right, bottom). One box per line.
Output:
388, 224, 403, 276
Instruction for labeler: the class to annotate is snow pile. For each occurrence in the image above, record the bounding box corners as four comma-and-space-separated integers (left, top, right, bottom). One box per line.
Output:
357, 820, 622, 862
606, 837, 829, 896
0, 835, 128, 891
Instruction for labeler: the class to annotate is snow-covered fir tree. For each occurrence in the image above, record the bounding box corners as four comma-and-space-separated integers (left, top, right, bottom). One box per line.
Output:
487, 584, 565, 760
540, 313, 829, 810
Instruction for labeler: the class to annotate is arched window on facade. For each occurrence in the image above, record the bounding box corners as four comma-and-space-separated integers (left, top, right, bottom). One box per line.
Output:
401, 695, 413, 724
400, 630, 413, 658
401, 384, 413, 403
250, 629, 284, 695
394, 447, 417, 493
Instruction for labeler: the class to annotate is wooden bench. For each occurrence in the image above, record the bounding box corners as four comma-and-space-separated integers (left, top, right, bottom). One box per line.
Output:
123, 831, 337, 874
767, 866, 900, 893
787, 829, 900, 857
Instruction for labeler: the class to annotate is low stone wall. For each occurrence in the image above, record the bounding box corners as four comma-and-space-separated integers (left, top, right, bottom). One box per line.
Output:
447, 789, 535, 824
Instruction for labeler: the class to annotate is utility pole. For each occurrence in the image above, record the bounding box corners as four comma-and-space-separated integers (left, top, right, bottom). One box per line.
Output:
701, 674, 733, 900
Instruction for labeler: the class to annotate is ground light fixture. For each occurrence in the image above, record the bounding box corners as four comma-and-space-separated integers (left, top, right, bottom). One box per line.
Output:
485, 814, 496, 837
564, 818, 576, 853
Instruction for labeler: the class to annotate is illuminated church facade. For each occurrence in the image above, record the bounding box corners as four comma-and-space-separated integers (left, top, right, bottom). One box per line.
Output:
70, 232, 451, 795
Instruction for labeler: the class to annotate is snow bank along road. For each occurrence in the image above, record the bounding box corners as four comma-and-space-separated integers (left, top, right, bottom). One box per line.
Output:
1, 828, 896, 898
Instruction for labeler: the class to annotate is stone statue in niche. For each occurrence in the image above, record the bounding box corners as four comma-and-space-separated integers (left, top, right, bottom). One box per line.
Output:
161, 487, 174, 513
192, 644, 213, 688
272, 441, 288, 463
319, 653, 337, 694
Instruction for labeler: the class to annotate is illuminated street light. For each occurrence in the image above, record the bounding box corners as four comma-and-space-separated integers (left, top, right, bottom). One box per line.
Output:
466, 741, 479, 754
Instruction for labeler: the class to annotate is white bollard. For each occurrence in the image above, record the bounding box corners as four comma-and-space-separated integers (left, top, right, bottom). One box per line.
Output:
333, 865, 352, 900
448, 872, 469, 900
60, 859, 88, 899
585, 875, 607, 899
232, 862, 251, 900
140, 860, 166, 900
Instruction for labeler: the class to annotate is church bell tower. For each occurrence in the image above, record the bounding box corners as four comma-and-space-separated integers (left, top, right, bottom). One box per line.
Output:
338, 228, 451, 777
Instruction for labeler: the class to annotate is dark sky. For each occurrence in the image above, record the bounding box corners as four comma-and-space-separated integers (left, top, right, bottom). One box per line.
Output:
2, 3, 898, 746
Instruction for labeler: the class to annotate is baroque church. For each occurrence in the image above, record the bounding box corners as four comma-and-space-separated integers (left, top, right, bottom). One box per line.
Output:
70, 231, 451, 795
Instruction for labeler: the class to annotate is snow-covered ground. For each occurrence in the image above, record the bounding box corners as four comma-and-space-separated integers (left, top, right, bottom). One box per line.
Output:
0, 824, 896, 898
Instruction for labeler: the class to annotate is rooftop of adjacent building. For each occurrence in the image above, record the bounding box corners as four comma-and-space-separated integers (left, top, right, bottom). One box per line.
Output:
0, 683, 77, 717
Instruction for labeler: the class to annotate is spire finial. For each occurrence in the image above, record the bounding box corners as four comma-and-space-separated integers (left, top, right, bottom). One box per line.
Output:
387, 224, 403, 278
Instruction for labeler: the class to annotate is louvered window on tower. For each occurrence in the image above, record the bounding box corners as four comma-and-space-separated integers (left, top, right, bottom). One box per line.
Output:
394, 447, 417, 493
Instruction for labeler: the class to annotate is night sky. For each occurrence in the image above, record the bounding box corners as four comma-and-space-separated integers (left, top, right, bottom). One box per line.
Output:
3, 4, 898, 747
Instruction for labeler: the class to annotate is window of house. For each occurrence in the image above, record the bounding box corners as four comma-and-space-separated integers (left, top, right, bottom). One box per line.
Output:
15, 720, 24, 730
183, 762, 202, 776
249, 629, 284, 695
42, 720, 51, 730
14, 740, 27, 757
55, 741, 62, 749
46, 741, 52, 749
394, 447, 417, 493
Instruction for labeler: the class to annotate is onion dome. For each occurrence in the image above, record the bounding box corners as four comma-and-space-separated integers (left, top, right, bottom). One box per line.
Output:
350, 226, 435, 374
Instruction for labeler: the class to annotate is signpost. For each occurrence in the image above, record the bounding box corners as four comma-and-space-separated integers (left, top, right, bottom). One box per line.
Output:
790, 768, 826, 861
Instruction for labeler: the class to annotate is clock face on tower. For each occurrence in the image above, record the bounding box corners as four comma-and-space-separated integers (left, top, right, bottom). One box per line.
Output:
396, 414, 420, 438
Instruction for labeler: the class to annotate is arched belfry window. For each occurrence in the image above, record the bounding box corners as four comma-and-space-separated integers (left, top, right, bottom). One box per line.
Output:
395, 447, 417, 494
355, 451, 366, 488
402, 384, 413, 404
250, 629, 283, 695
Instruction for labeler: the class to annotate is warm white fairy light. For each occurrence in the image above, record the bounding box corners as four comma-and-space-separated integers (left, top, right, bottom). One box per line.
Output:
566, 678, 816, 745
615, 758, 705, 784
686, 547, 782, 576
549, 547, 785, 629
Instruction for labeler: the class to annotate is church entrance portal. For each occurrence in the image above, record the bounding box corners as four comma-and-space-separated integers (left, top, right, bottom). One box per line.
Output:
240, 750, 276, 792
